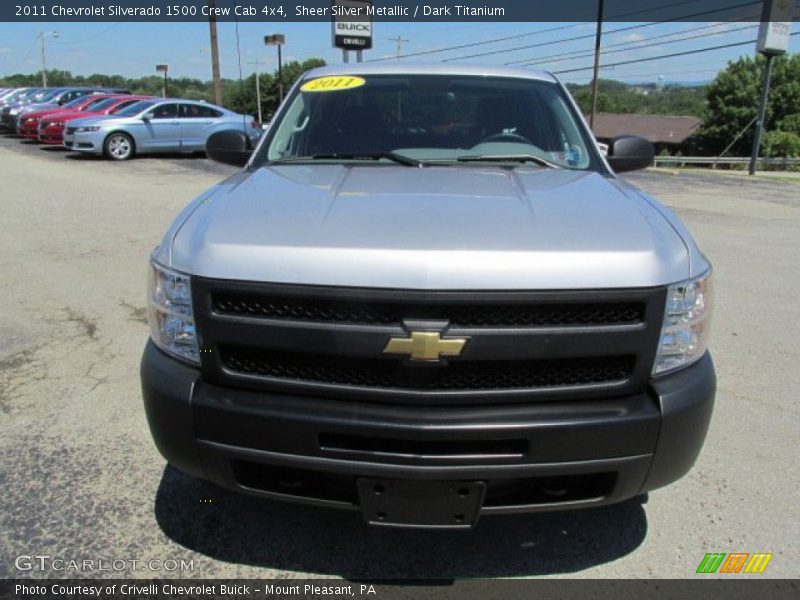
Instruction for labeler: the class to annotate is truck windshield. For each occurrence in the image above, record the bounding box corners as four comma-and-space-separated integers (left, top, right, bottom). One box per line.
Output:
259, 74, 595, 170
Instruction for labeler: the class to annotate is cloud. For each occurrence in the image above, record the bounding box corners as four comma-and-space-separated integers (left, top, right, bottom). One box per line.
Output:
0, 47, 12, 54
621, 33, 645, 43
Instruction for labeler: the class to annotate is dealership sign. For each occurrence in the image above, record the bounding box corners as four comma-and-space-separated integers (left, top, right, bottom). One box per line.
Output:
332, 0, 373, 50
757, 0, 794, 55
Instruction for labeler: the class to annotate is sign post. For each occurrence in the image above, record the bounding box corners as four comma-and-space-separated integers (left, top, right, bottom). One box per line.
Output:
332, 0, 373, 64
749, 0, 793, 175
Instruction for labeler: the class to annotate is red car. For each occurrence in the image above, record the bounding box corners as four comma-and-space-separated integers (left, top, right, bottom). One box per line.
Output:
17, 94, 124, 140
38, 95, 153, 145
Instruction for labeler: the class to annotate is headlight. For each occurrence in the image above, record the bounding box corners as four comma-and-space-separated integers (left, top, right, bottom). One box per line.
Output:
77, 126, 101, 132
148, 261, 199, 365
653, 270, 713, 375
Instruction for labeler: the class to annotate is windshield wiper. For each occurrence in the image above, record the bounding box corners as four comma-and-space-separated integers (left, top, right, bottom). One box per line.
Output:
271, 152, 423, 167
455, 154, 562, 169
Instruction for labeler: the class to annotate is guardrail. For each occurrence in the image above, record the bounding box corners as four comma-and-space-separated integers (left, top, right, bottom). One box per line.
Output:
653, 156, 800, 169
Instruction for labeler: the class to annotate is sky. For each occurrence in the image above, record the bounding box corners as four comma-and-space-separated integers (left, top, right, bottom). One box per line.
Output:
0, 19, 796, 85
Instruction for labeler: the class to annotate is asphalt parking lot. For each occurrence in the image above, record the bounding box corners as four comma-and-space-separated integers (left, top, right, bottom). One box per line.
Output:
0, 134, 798, 580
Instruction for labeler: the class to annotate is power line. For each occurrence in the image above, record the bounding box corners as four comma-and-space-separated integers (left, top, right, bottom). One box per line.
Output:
367, 23, 580, 62
11, 37, 39, 71
552, 31, 800, 75
444, 22, 661, 63
367, 0, 706, 62
441, 0, 760, 62
581, 67, 723, 80
516, 23, 758, 69
508, 18, 758, 66
52, 23, 120, 45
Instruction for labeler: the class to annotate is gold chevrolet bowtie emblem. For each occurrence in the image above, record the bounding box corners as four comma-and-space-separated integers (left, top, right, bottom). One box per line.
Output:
383, 331, 467, 362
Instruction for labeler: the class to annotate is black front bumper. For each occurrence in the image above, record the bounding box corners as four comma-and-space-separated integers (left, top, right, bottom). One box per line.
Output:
141, 340, 715, 526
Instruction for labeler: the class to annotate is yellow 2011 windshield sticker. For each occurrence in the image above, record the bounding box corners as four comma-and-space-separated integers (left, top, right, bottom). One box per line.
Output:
301, 76, 366, 92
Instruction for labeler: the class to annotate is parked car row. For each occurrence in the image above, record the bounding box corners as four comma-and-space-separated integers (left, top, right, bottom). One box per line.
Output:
1, 86, 260, 160
0, 86, 130, 132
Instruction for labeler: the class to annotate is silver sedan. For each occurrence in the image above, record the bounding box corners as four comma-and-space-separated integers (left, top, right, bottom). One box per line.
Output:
64, 98, 259, 160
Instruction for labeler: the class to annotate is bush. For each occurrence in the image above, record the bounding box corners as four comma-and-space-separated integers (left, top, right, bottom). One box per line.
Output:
763, 130, 800, 158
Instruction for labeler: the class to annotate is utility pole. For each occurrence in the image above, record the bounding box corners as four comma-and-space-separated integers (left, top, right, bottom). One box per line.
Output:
39, 31, 58, 87
246, 60, 265, 124
589, 0, 604, 129
388, 36, 409, 59
208, 0, 223, 105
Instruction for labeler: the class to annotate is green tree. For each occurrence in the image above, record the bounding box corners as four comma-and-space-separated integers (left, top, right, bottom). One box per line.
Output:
567, 79, 707, 117
692, 53, 800, 156
212, 58, 328, 118
0, 57, 326, 118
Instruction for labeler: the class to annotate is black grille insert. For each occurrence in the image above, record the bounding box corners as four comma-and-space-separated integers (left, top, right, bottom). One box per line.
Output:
212, 293, 645, 328
220, 347, 634, 392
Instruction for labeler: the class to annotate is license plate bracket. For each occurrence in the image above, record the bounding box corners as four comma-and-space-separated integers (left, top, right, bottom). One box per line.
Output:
357, 478, 485, 529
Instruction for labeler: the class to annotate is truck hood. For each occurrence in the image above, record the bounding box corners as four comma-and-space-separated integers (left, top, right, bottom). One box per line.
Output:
167, 165, 690, 289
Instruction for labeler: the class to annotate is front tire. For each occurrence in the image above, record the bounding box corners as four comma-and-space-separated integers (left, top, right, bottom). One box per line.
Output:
104, 132, 135, 161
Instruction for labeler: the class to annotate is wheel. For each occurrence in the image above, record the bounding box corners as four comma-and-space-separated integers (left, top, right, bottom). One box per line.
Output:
104, 132, 134, 161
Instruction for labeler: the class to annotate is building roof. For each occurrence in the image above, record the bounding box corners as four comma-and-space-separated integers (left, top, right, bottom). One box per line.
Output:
590, 113, 703, 144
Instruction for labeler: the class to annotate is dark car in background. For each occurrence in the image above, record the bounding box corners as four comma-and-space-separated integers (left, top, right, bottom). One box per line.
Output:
28, 87, 131, 113
1, 88, 64, 131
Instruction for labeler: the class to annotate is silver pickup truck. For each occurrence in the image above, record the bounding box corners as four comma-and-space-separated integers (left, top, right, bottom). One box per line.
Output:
141, 64, 714, 529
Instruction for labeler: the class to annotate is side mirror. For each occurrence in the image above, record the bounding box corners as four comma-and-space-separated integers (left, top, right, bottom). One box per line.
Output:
142, 112, 154, 121
206, 130, 251, 167
606, 135, 655, 173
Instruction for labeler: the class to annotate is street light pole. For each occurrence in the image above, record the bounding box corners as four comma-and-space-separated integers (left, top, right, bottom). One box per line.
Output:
155, 64, 169, 98
247, 60, 264, 123
264, 34, 286, 104
39, 31, 59, 87
749, 0, 793, 175
278, 44, 283, 100
748, 54, 775, 176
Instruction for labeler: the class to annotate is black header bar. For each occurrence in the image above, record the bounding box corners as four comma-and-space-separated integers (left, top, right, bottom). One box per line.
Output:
3, 0, 798, 23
